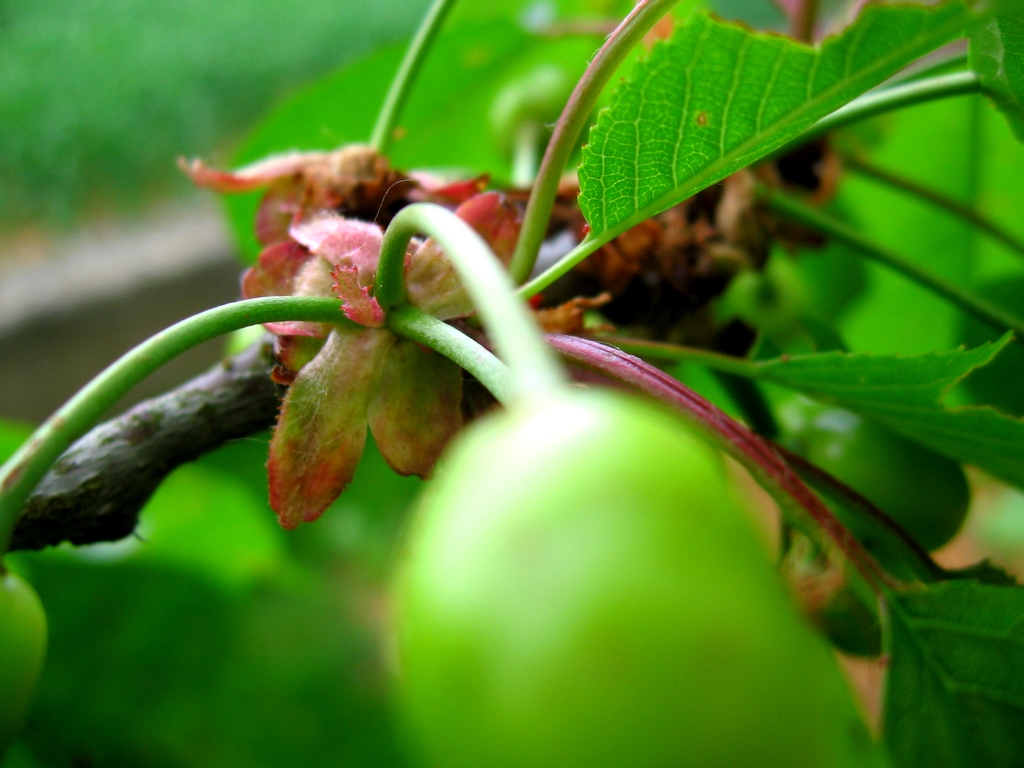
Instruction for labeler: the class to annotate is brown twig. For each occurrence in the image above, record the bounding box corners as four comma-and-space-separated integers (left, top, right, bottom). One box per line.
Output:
10, 339, 281, 551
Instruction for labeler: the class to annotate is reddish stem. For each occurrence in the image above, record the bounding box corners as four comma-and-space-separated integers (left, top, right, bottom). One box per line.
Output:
547, 335, 894, 590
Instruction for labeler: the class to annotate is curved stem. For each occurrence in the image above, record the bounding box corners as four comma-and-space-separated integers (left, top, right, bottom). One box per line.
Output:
793, 71, 980, 147
843, 153, 1024, 262
507, 0, 682, 284
375, 203, 567, 401
548, 334, 893, 590
595, 335, 757, 375
763, 187, 1024, 341
387, 304, 514, 403
0, 296, 349, 554
370, 0, 459, 155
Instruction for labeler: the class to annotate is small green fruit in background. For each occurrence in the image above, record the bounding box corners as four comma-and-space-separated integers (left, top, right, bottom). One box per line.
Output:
958, 276, 1024, 417
393, 390, 884, 768
489, 64, 575, 186
718, 252, 811, 339
780, 398, 970, 552
489, 64, 573, 155
0, 568, 47, 756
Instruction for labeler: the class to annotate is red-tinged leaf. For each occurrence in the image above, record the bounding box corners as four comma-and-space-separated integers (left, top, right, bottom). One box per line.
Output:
331, 264, 386, 327
406, 192, 522, 319
367, 338, 463, 478
268, 328, 394, 528
178, 151, 336, 192
241, 240, 310, 299
290, 213, 384, 286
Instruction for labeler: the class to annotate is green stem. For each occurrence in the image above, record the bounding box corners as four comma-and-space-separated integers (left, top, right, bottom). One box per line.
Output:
507, 0, 682, 284
763, 188, 1024, 340
375, 203, 567, 401
387, 304, 514, 403
0, 296, 349, 554
517, 236, 603, 299
793, 71, 980, 147
369, 0, 459, 155
843, 153, 1024, 262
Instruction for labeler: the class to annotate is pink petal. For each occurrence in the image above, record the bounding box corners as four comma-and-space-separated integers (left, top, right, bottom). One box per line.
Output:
367, 339, 463, 477
290, 214, 383, 286
332, 264, 386, 327
241, 240, 310, 299
268, 328, 394, 528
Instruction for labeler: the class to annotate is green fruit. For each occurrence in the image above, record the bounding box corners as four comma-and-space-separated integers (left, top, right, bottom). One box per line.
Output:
719, 252, 810, 337
489, 64, 573, 156
781, 398, 970, 552
958, 276, 1024, 417
0, 569, 47, 755
393, 390, 883, 768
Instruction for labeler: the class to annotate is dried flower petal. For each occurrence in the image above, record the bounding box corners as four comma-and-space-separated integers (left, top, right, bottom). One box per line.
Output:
406, 192, 522, 319
367, 339, 463, 477
241, 240, 309, 300
178, 151, 336, 192
268, 328, 394, 528
535, 293, 614, 335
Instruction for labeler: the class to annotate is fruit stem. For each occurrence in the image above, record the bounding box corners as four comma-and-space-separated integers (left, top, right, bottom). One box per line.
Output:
547, 334, 895, 591
507, 0, 682, 285
788, 71, 981, 149
517, 237, 604, 299
369, 0, 460, 155
387, 305, 515, 404
762, 187, 1024, 341
374, 203, 567, 402
0, 296, 350, 555
842, 152, 1024, 263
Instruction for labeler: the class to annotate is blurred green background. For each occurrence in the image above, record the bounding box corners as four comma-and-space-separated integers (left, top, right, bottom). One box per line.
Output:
2, 0, 1024, 765
0, 0, 430, 225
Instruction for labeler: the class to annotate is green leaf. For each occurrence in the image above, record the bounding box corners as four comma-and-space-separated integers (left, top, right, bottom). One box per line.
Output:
578, 1, 972, 245
745, 337, 1024, 490
971, 13, 1024, 140
884, 581, 1024, 767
